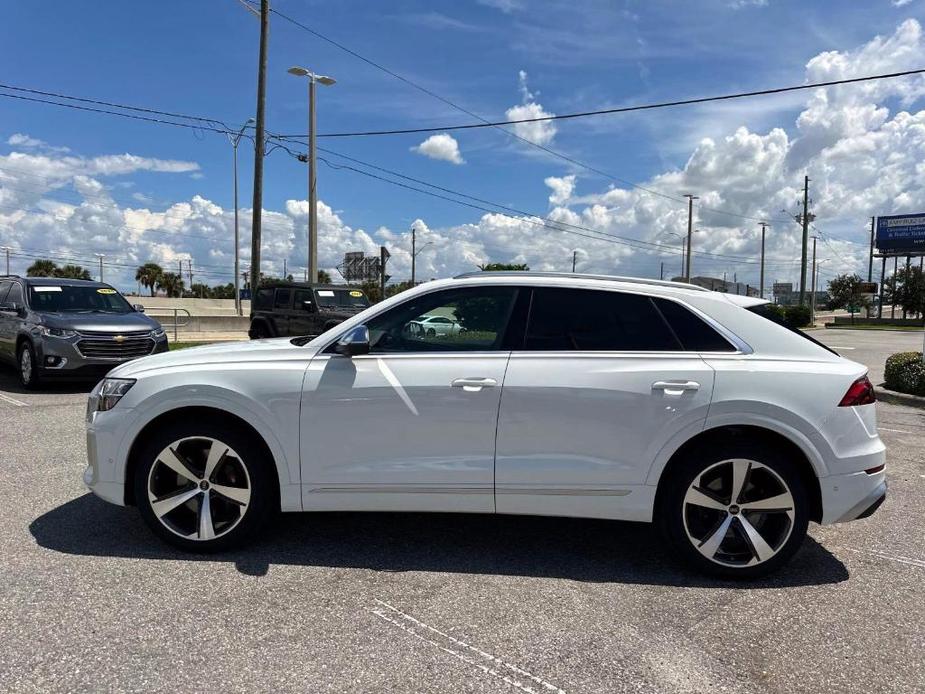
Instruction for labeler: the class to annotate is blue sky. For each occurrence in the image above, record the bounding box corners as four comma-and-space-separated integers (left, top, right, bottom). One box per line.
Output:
2, 0, 924, 289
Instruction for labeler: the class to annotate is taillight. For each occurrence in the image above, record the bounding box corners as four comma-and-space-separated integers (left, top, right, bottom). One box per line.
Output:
839, 376, 876, 407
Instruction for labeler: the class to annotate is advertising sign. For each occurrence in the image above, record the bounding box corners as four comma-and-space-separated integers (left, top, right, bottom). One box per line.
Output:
772, 282, 793, 295
876, 214, 925, 253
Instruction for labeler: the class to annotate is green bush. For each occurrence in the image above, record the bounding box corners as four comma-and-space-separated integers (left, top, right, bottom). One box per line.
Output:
884, 351, 925, 396
783, 305, 812, 328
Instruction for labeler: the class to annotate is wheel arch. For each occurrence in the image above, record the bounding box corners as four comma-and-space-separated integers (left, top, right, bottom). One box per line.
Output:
653, 425, 823, 523
248, 316, 275, 339
123, 406, 281, 509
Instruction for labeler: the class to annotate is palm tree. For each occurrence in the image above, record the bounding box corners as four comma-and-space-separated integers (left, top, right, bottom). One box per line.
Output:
26, 259, 58, 277
56, 264, 92, 280
157, 271, 184, 298
317, 269, 332, 284
135, 263, 163, 297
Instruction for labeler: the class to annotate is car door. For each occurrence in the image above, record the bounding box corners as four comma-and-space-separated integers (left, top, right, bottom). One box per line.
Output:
495, 287, 722, 522
288, 288, 316, 336
0, 280, 13, 362
272, 288, 293, 336
299, 285, 519, 513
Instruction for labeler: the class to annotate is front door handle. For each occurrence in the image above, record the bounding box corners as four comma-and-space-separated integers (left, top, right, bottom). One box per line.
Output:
451, 377, 498, 391
652, 380, 700, 396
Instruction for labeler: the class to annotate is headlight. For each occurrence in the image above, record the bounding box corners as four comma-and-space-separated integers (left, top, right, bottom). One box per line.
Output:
95, 378, 136, 412
39, 326, 76, 338
151, 328, 166, 339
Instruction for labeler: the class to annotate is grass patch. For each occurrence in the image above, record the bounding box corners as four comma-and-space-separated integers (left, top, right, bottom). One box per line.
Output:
168, 341, 209, 350
824, 323, 924, 331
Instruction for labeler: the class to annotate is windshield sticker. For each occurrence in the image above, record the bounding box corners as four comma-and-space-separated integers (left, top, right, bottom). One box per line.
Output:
317, 290, 335, 296
349, 290, 363, 297
97, 288, 117, 294
33, 286, 62, 292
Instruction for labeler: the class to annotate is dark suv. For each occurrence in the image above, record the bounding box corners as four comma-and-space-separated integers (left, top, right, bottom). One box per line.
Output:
249, 282, 370, 339
0, 276, 168, 388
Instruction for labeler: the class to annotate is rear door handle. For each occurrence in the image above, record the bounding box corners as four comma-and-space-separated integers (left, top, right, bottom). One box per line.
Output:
452, 377, 498, 391
652, 380, 700, 395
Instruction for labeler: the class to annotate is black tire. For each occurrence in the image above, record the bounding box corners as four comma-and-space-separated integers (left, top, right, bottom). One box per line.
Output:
17, 341, 40, 390
133, 418, 276, 552
250, 321, 271, 340
657, 440, 809, 579
426, 328, 436, 337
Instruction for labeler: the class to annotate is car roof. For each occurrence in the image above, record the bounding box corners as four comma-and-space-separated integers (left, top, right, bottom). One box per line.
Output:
450, 271, 713, 296
21, 277, 110, 288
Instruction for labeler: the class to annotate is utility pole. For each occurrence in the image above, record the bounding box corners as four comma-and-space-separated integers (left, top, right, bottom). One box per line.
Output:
868, 216, 875, 282
660, 261, 664, 280
411, 226, 416, 285
95, 253, 105, 283
798, 175, 810, 306
379, 246, 390, 302
903, 255, 911, 319
683, 194, 698, 282
228, 118, 253, 317
759, 222, 768, 299
1, 246, 10, 275
249, 0, 270, 313
283, 258, 287, 280
187, 259, 194, 295
572, 250, 577, 273
810, 236, 818, 325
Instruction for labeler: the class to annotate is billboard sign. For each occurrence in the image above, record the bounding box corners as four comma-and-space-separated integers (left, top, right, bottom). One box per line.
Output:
876, 214, 925, 253
772, 282, 793, 295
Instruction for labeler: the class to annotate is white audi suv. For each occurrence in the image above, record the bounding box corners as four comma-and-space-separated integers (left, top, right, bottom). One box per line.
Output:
84, 272, 886, 578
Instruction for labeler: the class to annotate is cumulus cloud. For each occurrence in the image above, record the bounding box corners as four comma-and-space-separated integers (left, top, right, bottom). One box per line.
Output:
410, 133, 465, 164
476, 0, 523, 13
7, 133, 70, 154
892, 0, 913, 7
545, 175, 576, 206
505, 71, 557, 146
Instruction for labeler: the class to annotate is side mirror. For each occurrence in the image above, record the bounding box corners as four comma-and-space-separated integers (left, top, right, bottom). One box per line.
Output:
133, 304, 145, 313
335, 325, 370, 357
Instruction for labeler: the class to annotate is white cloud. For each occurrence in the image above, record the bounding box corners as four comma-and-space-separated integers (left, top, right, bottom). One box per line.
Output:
545, 175, 576, 206
477, 0, 523, 13
7, 133, 70, 154
892, 0, 913, 7
505, 71, 557, 146
727, 0, 768, 8
410, 133, 465, 164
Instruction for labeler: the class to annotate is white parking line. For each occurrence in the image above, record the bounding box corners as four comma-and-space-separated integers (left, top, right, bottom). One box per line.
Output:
849, 548, 925, 569
879, 427, 911, 434
371, 599, 565, 694
0, 392, 28, 407
825, 345, 856, 350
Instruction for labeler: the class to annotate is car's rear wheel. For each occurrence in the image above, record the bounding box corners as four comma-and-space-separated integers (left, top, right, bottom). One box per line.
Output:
250, 322, 272, 339
658, 441, 809, 579
17, 341, 40, 390
133, 420, 275, 552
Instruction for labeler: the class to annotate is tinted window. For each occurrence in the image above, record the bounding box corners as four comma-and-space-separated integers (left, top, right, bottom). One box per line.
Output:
274, 288, 292, 309
6, 282, 23, 307
293, 289, 314, 311
653, 298, 736, 352
361, 286, 517, 353
254, 288, 273, 310
0, 280, 11, 303
524, 288, 680, 351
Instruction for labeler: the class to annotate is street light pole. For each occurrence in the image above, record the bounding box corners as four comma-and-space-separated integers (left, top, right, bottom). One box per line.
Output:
810, 236, 818, 325
411, 226, 416, 285
288, 66, 336, 285
228, 118, 254, 316
683, 193, 698, 282
95, 253, 105, 283
759, 222, 768, 299
1, 246, 10, 275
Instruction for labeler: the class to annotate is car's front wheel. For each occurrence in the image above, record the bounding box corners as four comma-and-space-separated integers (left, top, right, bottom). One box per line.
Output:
658, 441, 809, 579
17, 341, 40, 390
133, 420, 276, 552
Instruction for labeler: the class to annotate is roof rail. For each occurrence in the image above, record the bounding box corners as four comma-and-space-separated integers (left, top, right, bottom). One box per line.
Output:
452, 270, 710, 291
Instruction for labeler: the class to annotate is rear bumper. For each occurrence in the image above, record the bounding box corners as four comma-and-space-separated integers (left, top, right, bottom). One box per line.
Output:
820, 466, 887, 524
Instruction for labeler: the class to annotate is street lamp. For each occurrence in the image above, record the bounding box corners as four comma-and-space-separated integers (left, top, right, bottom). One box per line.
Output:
228, 118, 255, 316
288, 65, 336, 285
94, 253, 105, 283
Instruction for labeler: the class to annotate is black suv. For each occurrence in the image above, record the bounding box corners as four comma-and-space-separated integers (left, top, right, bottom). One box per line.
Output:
248, 282, 370, 339
0, 276, 168, 388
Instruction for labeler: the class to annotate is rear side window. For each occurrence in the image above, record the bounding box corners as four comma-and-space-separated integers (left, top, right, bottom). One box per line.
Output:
254, 288, 273, 310
524, 288, 679, 351
274, 288, 292, 309
653, 298, 736, 352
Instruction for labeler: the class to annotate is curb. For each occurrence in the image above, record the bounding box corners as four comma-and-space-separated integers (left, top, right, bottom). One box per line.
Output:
876, 384, 925, 409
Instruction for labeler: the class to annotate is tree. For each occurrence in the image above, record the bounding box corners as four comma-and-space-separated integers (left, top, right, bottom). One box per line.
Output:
56, 264, 92, 280
157, 271, 184, 298
891, 265, 925, 318
826, 273, 868, 310
477, 262, 529, 272
317, 269, 332, 284
26, 259, 58, 277
135, 263, 163, 297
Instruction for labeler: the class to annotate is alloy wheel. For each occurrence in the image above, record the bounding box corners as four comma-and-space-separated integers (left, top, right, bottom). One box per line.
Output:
146, 436, 251, 541
20, 348, 32, 384
682, 458, 795, 567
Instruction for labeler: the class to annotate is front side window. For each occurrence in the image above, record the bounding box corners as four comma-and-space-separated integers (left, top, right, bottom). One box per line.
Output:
7, 282, 24, 307
293, 289, 314, 311
254, 288, 273, 310
274, 288, 292, 309
0, 280, 11, 303
524, 288, 679, 351
361, 286, 517, 353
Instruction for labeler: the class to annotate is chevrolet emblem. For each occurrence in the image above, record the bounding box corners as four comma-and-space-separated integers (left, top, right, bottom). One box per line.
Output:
113, 335, 126, 343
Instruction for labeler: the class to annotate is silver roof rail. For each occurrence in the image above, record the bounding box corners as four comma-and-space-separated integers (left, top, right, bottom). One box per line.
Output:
452, 271, 710, 292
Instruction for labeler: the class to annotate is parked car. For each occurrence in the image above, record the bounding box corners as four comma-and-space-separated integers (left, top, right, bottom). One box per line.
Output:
248, 282, 369, 339
84, 272, 886, 578
411, 314, 461, 337
0, 275, 167, 388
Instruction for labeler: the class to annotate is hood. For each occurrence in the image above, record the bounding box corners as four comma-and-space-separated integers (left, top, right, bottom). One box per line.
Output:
108, 337, 320, 378
38, 311, 161, 332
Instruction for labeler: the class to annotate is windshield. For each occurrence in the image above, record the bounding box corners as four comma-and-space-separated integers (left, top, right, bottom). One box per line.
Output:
315, 288, 370, 309
28, 285, 134, 313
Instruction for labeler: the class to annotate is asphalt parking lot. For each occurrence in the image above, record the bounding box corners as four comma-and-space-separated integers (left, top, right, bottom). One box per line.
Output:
0, 329, 922, 693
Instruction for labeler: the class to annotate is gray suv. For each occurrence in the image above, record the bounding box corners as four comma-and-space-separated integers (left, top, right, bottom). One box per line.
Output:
0, 276, 168, 388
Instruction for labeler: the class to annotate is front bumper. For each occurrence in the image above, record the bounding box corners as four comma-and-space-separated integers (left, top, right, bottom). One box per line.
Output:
84, 406, 135, 506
